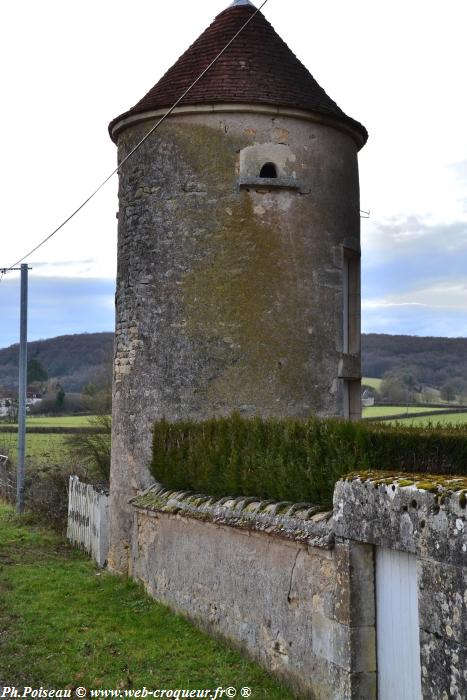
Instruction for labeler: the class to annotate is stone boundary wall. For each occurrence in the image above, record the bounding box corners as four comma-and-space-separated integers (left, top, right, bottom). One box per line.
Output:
130, 486, 376, 699
334, 472, 467, 700
125, 475, 466, 699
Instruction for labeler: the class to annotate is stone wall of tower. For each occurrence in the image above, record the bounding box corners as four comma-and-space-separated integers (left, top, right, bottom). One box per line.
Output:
109, 109, 361, 572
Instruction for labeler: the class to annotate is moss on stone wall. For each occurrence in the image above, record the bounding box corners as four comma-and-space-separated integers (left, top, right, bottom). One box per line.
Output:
168, 123, 316, 411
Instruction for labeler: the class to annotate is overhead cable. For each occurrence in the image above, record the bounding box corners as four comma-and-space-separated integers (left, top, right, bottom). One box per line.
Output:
1, 0, 270, 278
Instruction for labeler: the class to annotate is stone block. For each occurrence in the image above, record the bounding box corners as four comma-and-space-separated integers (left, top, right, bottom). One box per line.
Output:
333, 477, 467, 566
418, 558, 467, 645
312, 611, 375, 673
334, 540, 375, 627
420, 629, 467, 700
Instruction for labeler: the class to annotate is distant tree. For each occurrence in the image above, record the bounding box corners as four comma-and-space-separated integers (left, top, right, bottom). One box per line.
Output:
380, 376, 407, 403
420, 387, 438, 404
66, 382, 111, 481
440, 384, 456, 403
7, 399, 18, 423
56, 386, 66, 410
27, 359, 48, 384
362, 334, 467, 391
82, 382, 98, 398
380, 368, 419, 403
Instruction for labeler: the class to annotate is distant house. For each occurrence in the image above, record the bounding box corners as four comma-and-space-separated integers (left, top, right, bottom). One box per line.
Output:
0, 387, 43, 416
362, 389, 375, 407
0, 396, 12, 417
27, 389, 43, 401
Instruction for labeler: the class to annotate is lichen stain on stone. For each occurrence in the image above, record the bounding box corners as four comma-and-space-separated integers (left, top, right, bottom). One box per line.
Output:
181, 197, 312, 410
164, 124, 313, 412
163, 121, 244, 191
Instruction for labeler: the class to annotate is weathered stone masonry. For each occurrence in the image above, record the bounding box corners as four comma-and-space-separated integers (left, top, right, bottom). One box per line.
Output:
334, 474, 467, 700
129, 475, 466, 700
131, 486, 376, 700
110, 109, 362, 571
108, 1, 367, 573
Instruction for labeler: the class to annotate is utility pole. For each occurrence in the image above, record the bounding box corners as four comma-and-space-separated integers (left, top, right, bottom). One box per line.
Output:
17, 264, 29, 513
0, 264, 31, 513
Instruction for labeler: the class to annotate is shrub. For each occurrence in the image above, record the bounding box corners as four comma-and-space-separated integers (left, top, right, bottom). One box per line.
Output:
0, 456, 89, 533
65, 385, 112, 481
151, 414, 467, 508
65, 414, 111, 481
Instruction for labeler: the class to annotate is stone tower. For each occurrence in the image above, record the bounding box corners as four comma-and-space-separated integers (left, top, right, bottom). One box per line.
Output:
108, 0, 367, 572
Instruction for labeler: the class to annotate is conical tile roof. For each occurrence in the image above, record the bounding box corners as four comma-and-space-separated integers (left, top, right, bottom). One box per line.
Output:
109, 3, 367, 147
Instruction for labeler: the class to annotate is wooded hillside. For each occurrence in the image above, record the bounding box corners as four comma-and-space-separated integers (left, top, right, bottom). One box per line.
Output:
0, 333, 113, 391
0, 332, 465, 393
362, 334, 467, 390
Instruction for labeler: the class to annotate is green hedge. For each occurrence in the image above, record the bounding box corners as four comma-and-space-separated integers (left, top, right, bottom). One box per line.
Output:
151, 414, 467, 508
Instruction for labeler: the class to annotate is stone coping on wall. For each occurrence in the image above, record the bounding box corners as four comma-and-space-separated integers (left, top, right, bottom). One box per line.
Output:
131, 484, 334, 549
334, 471, 467, 566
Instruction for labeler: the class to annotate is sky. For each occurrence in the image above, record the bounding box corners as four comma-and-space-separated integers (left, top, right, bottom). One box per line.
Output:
0, 0, 466, 348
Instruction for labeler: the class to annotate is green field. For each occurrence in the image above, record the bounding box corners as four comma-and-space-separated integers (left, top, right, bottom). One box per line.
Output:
26, 415, 99, 427
389, 412, 467, 427
0, 433, 70, 464
0, 415, 106, 465
362, 377, 382, 390
0, 504, 292, 696
362, 405, 453, 419
0, 415, 100, 428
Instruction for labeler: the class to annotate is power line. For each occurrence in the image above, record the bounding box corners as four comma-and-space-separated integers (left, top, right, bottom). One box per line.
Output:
1, 0, 270, 280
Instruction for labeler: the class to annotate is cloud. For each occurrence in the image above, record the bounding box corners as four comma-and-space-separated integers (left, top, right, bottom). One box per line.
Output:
0, 276, 115, 349
448, 160, 467, 181
363, 279, 467, 312
362, 305, 467, 338
26, 259, 114, 279
364, 216, 467, 266
362, 212, 467, 336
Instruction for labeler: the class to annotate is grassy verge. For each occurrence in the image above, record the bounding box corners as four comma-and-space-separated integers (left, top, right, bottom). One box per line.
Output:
0, 504, 293, 697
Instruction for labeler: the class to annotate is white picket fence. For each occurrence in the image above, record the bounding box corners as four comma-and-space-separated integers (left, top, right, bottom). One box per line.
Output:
67, 475, 109, 567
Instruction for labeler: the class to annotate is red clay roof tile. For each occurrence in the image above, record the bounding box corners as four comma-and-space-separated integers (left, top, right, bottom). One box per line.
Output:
109, 4, 367, 147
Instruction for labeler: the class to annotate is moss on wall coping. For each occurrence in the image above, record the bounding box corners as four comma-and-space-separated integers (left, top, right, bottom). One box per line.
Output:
343, 470, 467, 497
131, 485, 334, 549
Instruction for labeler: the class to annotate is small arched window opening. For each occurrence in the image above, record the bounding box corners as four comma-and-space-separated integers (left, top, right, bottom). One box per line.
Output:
259, 162, 278, 178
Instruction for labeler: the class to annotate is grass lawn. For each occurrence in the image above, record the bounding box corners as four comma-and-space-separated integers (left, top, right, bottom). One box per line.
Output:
0, 504, 294, 696
0, 433, 69, 464
361, 405, 454, 418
